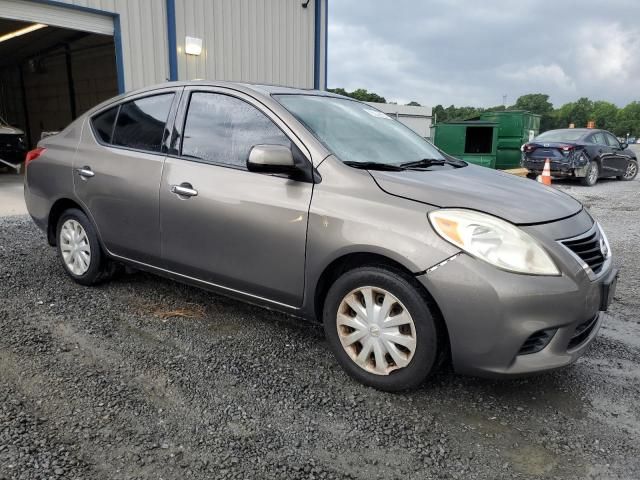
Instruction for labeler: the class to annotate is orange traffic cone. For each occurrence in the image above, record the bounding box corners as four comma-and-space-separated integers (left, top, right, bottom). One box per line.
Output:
537, 158, 552, 186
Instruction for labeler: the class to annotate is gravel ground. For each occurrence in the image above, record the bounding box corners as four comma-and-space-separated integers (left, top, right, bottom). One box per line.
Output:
1, 172, 639, 479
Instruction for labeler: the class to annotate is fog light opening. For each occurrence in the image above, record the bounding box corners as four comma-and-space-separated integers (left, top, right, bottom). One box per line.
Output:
518, 328, 557, 355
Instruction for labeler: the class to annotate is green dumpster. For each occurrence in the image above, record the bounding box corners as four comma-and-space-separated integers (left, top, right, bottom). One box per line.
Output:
430, 121, 498, 168
478, 110, 541, 169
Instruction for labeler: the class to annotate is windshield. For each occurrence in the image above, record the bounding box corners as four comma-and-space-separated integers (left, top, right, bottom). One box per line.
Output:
535, 130, 585, 142
274, 94, 445, 165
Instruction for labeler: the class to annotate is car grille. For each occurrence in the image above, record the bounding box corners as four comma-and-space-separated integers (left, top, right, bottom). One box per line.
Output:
567, 315, 599, 350
561, 228, 605, 274
518, 328, 556, 355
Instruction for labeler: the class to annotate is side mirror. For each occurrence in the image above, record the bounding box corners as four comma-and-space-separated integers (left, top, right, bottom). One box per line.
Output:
620, 142, 628, 150
247, 144, 295, 174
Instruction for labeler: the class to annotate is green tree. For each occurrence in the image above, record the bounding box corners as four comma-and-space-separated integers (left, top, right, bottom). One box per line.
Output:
433, 104, 486, 123
513, 93, 555, 131
616, 101, 640, 137
327, 87, 386, 103
554, 97, 594, 129
590, 101, 618, 132
406, 101, 421, 106
433, 104, 447, 123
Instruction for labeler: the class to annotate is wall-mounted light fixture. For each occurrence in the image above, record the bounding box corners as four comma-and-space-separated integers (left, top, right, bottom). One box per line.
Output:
185, 36, 203, 56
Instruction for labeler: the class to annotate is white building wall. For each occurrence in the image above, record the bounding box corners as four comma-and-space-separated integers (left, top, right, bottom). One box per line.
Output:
55, 0, 170, 91
366, 102, 433, 138
174, 0, 320, 89
2, 0, 325, 92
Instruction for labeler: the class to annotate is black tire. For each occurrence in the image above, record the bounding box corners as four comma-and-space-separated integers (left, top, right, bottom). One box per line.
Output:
580, 161, 599, 186
56, 208, 115, 286
322, 266, 442, 392
526, 172, 537, 180
617, 159, 638, 181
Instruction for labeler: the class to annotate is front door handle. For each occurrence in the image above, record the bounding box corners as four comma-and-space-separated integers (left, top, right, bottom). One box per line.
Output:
76, 166, 95, 178
171, 183, 198, 198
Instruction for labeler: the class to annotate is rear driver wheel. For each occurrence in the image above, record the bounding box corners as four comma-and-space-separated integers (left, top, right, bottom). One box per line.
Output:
580, 161, 599, 186
56, 209, 116, 285
323, 266, 441, 391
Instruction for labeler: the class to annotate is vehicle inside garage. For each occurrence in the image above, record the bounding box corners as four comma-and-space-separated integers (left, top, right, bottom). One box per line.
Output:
0, 18, 118, 160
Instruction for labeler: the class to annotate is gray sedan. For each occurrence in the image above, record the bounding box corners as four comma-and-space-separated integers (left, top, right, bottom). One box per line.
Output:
24, 81, 617, 391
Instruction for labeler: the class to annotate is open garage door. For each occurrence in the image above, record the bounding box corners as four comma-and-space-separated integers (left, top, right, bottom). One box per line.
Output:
0, 0, 114, 35
0, 1, 120, 169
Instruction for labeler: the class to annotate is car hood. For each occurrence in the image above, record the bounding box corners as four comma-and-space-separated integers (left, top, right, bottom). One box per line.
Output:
0, 125, 24, 135
370, 164, 582, 225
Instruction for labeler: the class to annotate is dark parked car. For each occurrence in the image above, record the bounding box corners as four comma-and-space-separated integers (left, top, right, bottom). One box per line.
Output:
522, 128, 638, 186
0, 115, 27, 167
24, 82, 617, 391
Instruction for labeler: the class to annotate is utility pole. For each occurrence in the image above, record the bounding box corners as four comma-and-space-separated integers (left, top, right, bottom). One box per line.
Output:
502, 94, 507, 106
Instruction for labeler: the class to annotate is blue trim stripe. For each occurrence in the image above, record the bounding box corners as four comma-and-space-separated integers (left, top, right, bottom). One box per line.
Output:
324, 0, 328, 89
166, 0, 178, 81
313, 0, 321, 89
113, 15, 125, 93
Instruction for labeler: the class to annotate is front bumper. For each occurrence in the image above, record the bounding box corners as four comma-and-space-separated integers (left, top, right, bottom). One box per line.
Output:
418, 224, 614, 378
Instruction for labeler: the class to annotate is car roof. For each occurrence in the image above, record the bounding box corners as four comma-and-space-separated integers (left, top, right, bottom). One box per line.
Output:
126, 80, 341, 98
85, 80, 346, 117
539, 128, 610, 139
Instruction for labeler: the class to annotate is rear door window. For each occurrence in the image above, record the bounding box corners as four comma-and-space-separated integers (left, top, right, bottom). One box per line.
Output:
589, 132, 606, 145
92, 106, 118, 143
112, 94, 174, 153
604, 133, 620, 148
180, 92, 291, 168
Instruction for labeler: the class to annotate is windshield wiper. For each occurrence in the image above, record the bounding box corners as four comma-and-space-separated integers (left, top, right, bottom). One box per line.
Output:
399, 158, 446, 169
343, 161, 406, 171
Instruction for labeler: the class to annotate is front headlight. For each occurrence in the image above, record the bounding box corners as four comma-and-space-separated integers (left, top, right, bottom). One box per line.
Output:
429, 209, 560, 275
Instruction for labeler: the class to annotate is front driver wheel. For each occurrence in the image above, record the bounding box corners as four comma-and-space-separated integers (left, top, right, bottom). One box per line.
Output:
323, 266, 441, 391
580, 161, 599, 186
617, 160, 638, 181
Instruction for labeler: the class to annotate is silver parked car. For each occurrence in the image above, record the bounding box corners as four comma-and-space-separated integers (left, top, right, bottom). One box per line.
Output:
24, 82, 617, 391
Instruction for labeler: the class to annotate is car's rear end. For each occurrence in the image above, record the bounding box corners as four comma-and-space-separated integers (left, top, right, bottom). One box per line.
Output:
522, 141, 590, 178
23, 118, 84, 238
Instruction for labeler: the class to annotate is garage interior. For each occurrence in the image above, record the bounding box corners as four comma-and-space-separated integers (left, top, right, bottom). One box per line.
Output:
0, 18, 118, 149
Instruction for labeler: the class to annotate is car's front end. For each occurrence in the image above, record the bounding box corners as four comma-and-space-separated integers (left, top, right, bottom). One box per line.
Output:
274, 91, 616, 384
418, 207, 615, 377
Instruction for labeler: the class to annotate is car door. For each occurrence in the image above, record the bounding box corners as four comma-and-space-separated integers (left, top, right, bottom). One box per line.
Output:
588, 131, 609, 168
74, 89, 179, 264
159, 88, 314, 308
603, 132, 629, 175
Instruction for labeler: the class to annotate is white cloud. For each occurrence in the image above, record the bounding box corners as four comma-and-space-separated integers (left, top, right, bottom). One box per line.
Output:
328, 1, 640, 108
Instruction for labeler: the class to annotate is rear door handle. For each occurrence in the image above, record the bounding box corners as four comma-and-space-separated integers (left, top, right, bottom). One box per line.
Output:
170, 183, 198, 198
76, 166, 95, 178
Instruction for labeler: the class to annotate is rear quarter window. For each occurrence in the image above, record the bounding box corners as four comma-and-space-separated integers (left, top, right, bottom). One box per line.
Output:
111, 94, 174, 153
91, 106, 118, 143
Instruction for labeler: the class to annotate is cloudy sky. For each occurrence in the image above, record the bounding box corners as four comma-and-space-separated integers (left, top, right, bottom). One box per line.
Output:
328, 0, 640, 108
